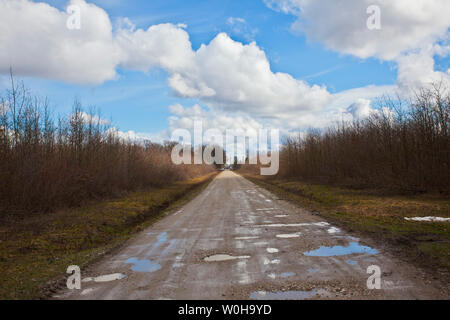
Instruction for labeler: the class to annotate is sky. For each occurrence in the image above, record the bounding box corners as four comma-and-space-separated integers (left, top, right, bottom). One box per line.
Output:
0, 0, 449, 142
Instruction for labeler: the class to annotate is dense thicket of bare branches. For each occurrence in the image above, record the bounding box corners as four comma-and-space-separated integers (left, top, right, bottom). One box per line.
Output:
0, 79, 213, 213
279, 85, 449, 193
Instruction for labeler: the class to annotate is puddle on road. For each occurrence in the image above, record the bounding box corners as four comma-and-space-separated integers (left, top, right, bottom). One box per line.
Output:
253, 241, 269, 246
313, 222, 330, 227
250, 290, 318, 300
236, 260, 251, 285
155, 232, 167, 248
145, 232, 169, 256
346, 260, 357, 265
404, 216, 450, 222
125, 258, 161, 272
304, 242, 378, 257
263, 257, 280, 265
261, 222, 330, 228
280, 272, 295, 278
235, 236, 259, 240
82, 273, 126, 283
203, 254, 250, 262
266, 248, 279, 253
274, 215, 289, 218
276, 233, 301, 238
327, 227, 340, 234
308, 268, 319, 273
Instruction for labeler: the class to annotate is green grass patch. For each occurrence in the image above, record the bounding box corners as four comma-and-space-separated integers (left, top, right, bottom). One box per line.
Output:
0, 172, 217, 300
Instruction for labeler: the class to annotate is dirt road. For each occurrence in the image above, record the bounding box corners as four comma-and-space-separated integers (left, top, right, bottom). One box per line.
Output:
55, 171, 445, 300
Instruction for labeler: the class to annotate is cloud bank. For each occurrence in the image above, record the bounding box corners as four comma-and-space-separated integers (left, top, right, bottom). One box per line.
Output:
265, 0, 450, 92
265, 0, 450, 60
1, 0, 448, 139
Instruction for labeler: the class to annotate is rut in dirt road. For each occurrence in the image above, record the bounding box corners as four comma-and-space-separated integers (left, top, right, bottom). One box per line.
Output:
56, 171, 444, 299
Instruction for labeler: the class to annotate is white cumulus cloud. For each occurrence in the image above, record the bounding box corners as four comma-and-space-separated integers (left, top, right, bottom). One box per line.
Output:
265, 0, 450, 60
0, 0, 332, 127
265, 0, 450, 101
346, 99, 376, 119
396, 46, 450, 92
2, 0, 437, 135
0, 0, 121, 84
167, 33, 331, 119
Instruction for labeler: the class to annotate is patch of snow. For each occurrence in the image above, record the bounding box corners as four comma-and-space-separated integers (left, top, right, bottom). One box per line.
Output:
404, 216, 450, 222
327, 227, 341, 234
276, 233, 301, 238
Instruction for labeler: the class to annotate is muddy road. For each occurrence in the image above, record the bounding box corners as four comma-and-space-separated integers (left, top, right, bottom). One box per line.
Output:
55, 171, 445, 300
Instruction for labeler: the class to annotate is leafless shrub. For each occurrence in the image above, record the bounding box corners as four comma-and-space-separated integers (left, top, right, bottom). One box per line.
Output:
279, 84, 449, 193
0, 76, 213, 213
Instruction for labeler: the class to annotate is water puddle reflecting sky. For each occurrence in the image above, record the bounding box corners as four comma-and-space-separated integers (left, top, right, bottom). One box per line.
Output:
203, 254, 250, 262
304, 242, 378, 257
125, 258, 161, 272
82, 273, 126, 283
280, 272, 295, 278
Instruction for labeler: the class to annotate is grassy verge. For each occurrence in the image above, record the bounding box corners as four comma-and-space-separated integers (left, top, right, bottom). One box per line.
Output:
0, 172, 217, 300
241, 174, 450, 280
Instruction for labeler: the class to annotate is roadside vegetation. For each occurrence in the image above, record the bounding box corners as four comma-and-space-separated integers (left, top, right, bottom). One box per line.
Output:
239, 84, 449, 280
0, 75, 214, 214
0, 172, 217, 299
0, 76, 217, 299
279, 84, 449, 194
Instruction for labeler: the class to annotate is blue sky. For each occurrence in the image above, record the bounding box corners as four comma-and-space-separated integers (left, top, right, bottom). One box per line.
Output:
0, 0, 448, 139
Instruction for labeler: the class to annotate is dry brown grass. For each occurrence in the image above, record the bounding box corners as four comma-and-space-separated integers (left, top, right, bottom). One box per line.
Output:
0, 172, 217, 300
241, 173, 450, 281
